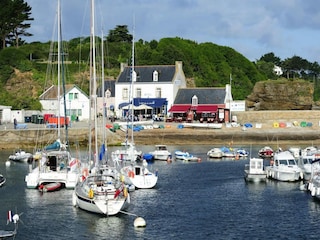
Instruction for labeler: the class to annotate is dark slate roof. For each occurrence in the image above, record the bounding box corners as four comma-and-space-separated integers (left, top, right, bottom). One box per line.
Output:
174, 88, 226, 104
39, 84, 84, 100
117, 65, 176, 83
97, 79, 116, 97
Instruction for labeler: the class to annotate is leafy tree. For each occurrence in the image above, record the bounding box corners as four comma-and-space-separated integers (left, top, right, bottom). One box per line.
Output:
0, 0, 33, 49
259, 52, 281, 66
106, 25, 132, 43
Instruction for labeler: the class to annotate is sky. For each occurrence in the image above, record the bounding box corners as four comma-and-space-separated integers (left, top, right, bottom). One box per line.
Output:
24, 0, 320, 63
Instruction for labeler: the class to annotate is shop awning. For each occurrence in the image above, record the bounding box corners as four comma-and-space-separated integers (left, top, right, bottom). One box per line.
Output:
196, 105, 218, 113
134, 98, 167, 108
168, 105, 191, 113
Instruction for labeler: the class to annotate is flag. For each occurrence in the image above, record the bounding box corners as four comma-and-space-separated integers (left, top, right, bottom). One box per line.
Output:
7, 210, 13, 224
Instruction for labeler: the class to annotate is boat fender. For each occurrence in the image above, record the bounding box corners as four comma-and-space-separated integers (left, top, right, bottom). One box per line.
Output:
235, 154, 240, 160
82, 168, 89, 180
120, 174, 125, 182
123, 187, 128, 197
128, 171, 135, 178
88, 188, 94, 199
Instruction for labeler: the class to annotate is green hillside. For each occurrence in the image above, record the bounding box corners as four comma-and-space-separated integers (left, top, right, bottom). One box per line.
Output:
0, 35, 316, 110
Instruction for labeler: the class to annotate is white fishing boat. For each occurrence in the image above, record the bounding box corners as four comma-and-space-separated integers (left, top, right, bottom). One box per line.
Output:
120, 160, 158, 189
306, 153, 320, 197
297, 154, 313, 181
150, 145, 172, 161
244, 157, 267, 182
207, 148, 223, 158
265, 151, 302, 181
8, 149, 32, 162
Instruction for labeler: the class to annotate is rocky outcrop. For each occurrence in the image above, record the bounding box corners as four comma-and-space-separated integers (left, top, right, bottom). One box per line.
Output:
246, 79, 314, 110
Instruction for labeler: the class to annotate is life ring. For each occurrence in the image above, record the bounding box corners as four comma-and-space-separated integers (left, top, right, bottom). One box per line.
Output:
128, 171, 135, 178
273, 122, 279, 128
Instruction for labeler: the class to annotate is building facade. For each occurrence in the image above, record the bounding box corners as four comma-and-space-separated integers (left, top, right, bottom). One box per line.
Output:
39, 84, 90, 121
114, 61, 186, 119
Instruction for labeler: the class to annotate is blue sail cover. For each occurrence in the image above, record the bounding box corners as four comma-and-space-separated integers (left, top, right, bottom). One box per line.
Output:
99, 143, 106, 161
44, 140, 60, 151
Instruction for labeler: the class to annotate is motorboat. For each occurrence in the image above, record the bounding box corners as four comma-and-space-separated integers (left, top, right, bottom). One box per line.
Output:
112, 142, 143, 162
302, 146, 318, 156
265, 151, 302, 181
8, 149, 33, 162
38, 182, 62, 192
175, 150, 201, 162
244, 157, 267, 182
207, 148, 223, 158
236, 148, 249, 158
120, 160, 158, 189
220, 146, 236, 158
0, 174, 6, 187
73, 166, 130, 216
149, 145, 172, 161
297, 154, 313, 181
258, 146, 274, 158
288, 146, 301, 158
306, 153, 320, 197
25, 148, 81, 189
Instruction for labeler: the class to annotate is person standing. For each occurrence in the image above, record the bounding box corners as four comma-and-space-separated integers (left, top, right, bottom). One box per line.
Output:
13, 118, 17, 129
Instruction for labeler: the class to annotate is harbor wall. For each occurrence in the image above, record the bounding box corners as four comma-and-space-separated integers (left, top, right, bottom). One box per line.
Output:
233, 110, 320, 127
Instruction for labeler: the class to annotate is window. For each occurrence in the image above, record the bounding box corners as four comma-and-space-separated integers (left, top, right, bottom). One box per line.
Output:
74, 93, 78, 99
153, 70, 158, 82
122, 88, 128, 100
68, 93, 73, 100
136, 88, 141, 98
192, 95, 198, 106
155, 88, 161, 98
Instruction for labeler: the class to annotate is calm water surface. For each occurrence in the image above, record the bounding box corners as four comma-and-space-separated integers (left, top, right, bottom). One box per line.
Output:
1, 145, 320, 240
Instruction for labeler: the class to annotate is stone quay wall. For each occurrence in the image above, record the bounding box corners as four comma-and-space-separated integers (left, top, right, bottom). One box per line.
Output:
233, 110, 320, 127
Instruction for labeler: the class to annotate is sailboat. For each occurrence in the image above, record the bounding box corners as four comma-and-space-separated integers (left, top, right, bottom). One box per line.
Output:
25, 0, 81, 190
113, 26, 158, 189
73, 0, 129, 215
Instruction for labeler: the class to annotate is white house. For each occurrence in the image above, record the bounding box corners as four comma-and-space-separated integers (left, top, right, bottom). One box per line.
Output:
0, 105, 12, 124
115, 61, 186, 118
39, 84, 90, 121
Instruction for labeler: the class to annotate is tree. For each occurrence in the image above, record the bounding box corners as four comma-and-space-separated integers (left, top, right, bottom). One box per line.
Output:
259, 52, 281, 66
0, 0, 33, 49
106, 25, 132, 43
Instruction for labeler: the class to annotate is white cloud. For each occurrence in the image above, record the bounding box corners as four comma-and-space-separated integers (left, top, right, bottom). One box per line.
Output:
23, 0, 320, 62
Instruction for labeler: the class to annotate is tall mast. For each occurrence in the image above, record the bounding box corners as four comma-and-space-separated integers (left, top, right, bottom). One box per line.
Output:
91, 0, 99, 166
57, 0, 61, 139
130, 24, 135, 146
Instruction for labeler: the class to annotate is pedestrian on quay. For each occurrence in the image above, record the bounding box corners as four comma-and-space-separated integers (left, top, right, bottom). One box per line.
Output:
13, 118, 17, 129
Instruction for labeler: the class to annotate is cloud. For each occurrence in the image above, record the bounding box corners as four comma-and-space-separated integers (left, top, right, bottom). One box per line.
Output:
23, 0, 320, 62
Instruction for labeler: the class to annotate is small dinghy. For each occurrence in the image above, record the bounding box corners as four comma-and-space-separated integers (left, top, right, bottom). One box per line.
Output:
38, 182, 62, 192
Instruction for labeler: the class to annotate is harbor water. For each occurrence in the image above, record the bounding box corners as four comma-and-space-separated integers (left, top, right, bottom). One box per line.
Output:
1, 145, 320, 240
